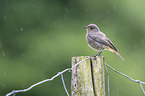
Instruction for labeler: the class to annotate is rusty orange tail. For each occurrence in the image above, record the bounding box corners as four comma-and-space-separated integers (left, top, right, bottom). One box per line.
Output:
112, 50, 124, 61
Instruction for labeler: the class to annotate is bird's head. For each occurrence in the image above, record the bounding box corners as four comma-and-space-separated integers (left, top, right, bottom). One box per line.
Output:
84, 24, 100, 33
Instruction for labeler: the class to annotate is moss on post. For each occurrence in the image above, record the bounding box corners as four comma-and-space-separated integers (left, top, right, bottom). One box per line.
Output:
92, 56, 105, 96
71, 56, 105, 96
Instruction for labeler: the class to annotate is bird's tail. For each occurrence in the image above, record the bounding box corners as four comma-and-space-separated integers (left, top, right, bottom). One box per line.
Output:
112, 50, 124, 61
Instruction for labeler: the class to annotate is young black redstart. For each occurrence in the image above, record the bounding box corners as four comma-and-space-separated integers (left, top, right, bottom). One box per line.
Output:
85, 24, 124, 61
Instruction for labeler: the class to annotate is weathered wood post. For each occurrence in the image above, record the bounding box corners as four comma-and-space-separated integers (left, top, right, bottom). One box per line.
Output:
71, 56, 105, 96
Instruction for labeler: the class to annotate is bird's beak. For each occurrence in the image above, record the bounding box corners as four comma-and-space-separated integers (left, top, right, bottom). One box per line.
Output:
84, 26, 88, 28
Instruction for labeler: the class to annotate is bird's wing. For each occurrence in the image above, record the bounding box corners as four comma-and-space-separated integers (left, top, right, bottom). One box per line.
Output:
106, 38, 118, 52
88, 33, 118, 52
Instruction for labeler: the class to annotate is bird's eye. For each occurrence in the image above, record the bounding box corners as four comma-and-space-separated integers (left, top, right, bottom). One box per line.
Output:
90, 27, 93, 30
88, 27, 92, 30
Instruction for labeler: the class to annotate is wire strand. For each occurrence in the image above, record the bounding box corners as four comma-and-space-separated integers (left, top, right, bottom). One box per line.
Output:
104, 63, 110, 96
60, 73, 70, 96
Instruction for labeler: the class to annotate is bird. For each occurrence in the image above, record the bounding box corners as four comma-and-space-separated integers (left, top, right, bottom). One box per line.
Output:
84, 24, 124, 61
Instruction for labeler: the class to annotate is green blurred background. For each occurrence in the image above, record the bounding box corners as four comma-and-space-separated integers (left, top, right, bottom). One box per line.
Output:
1, 0, 145, 96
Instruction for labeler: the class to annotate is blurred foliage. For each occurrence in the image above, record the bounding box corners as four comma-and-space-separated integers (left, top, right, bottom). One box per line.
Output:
0, 0, 145, 96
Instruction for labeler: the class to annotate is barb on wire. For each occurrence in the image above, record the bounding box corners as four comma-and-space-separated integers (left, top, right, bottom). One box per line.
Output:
104, 62, 145, 95
6, 57, 91, 96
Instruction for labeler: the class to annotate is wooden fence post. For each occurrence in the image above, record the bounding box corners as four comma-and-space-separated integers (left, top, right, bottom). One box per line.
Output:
71, 56, 105, 96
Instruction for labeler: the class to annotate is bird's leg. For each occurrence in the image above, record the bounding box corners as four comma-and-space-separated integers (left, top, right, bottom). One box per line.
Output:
96, 49, 103, 56
91, 49, 103, 57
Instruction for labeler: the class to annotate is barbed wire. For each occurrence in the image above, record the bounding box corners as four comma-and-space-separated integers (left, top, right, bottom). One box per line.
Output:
6, 57, 145, 96
104, 62, 145, 95
6, 57, 91, 96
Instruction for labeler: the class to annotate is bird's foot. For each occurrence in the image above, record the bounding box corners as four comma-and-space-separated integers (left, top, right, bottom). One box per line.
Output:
91, 54, 102, 59
91, 55, 97, 57
91, 54, 102, 57
90, 55, 96, 59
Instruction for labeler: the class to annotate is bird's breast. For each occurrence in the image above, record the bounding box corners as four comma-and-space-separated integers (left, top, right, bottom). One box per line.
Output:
86, 33, 102, 51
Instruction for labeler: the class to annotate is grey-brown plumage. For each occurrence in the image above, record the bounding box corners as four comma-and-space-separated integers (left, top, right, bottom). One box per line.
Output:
85, 24, 124, 61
